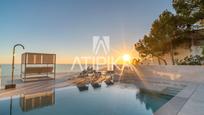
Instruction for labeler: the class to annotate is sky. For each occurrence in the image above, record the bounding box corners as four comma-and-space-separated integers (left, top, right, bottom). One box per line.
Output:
0, 0, 173, 64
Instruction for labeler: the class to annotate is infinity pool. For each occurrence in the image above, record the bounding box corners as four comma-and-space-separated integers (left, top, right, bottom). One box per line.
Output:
0, 83, 173, 115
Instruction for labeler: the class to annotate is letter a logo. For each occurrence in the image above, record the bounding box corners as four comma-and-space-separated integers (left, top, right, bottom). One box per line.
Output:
92, 36, 110, 55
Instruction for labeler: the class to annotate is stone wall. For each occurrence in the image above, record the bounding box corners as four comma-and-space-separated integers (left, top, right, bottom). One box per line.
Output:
135, 65, 204, 83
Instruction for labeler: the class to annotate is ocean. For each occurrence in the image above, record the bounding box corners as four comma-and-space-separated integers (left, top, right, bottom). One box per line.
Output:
0, 64, 83, 78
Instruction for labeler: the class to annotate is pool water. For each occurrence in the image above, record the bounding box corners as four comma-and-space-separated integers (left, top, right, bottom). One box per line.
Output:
0, 83, 173, 115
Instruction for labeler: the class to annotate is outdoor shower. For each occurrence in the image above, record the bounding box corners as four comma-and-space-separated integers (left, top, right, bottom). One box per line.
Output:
5, 44, 25, 89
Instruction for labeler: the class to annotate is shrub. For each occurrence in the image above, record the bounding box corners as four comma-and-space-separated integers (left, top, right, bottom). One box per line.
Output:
175, 55, 202, 65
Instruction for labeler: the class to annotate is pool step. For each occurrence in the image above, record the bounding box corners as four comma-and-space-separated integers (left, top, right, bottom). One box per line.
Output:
161, 87, 183, 96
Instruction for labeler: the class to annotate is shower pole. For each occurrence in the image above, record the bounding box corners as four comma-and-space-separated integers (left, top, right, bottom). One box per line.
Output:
5, 44, 25, 89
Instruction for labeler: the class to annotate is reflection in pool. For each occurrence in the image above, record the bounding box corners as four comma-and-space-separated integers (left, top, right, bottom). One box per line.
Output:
20, 90, 55, 112
136, 89, 173, 112
0, 83, 173, 115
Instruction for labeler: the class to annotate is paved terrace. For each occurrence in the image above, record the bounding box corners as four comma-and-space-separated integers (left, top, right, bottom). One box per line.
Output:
0, 72, 109, 98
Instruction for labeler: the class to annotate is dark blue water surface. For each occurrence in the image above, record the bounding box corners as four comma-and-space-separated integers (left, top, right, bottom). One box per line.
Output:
0, 83, 173, 115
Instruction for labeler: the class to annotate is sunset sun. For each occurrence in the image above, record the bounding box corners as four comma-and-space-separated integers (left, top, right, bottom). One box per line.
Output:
122, 54, 131, 62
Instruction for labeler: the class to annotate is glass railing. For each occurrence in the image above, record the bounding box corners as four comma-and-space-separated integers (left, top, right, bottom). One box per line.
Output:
0, 64, 11, 89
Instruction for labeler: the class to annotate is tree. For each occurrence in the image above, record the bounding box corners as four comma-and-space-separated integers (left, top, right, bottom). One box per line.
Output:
173, 0, 204, 21
151, 10, 179, 64
173, 0, 204, 45
135, 10, 179, 65
135, 0, 204, 65
135, 38, 167, 65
